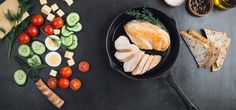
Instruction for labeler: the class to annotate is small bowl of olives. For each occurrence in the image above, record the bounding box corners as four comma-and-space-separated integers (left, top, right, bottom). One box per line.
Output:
188, 0, 214, 16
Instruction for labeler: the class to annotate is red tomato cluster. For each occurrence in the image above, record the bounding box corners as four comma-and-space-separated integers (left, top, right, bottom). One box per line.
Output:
47, 66, 82, 91
18, 13, 65, 44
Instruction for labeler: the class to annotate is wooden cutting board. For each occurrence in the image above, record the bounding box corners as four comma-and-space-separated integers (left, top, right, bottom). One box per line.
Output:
0, 0, 29, 39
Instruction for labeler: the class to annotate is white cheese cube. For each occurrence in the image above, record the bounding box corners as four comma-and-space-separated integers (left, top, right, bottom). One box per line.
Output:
64, 51, 74, 59
51, 4, 59, 12
56, 9, 65, 17
65, 0, 73, 6
39, 0, 47, 5
47, 13, 55, 21
49, 69, 57, 77
67, 59, 75, 66
54, 29, 60, 35
41, 5, 51, 15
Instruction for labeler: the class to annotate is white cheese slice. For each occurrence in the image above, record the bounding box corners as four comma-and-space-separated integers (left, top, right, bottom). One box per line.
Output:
49, 69, 58, 77
50, 3, 59, 12
56, 9, 65, 17
64, 51, 74, 59
67, 59, 75, 66
39, 0, 47, 5
54, 29, 60, 35
65, 0, 73, 6
47, 13, 55, 21
41, 5, 51, 15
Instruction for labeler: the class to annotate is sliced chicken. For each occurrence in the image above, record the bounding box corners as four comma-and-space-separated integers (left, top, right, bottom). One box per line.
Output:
147, 55, 162, 71
114, 35, 132, 52
115, 51, 139, 62
132, 54, 150, 75
140, 55, 154, 74
123, 51, 144, 72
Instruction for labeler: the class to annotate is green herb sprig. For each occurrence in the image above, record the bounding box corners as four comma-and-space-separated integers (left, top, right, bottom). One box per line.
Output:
4, 0, 31, 58
126, 8, 167, 32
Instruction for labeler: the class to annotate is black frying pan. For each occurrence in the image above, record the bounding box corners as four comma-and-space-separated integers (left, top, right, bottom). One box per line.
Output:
106, 7, 199, 110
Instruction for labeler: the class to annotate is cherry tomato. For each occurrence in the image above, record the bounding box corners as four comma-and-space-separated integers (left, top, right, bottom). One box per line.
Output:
18, 32, 31, 44
70, 78, 81, 91
27, 25, 39, 37
52, 17, 64, 29
43, 24, 54, 35
47, 77, 58, 89
31, 14, 44, 27
58, 78, 69, 89
60, 66, 72, 78
78, 61, 90, 73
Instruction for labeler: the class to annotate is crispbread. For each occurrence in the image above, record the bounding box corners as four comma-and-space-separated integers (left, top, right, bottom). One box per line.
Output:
180, 31, 210, 68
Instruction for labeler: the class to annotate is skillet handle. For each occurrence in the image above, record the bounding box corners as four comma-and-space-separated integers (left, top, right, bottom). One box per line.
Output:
166, 74, 199, 110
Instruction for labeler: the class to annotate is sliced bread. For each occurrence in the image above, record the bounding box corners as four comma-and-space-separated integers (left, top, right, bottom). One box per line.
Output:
132, 54, 150, 75
147, 55, 162, 71
180, 31, 210, 68
123, 51, 145, 72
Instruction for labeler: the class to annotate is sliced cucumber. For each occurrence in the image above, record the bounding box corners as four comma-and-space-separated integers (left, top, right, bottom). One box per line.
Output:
31, 41, 46, 55
61, 26, 74, 37
18, 45, 31, 57
14, 70, 27, 86
27, 54, 42, 67
68, 34, 78, 50
66, 12, 80, 26
61, 35, 73, 47
66, 22, 82, 32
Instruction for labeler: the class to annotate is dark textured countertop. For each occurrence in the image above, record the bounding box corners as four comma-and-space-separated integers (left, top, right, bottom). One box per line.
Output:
0, 0, 235, 110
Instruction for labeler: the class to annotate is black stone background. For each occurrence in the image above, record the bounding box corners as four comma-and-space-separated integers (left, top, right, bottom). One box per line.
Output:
0, 0, 235, 110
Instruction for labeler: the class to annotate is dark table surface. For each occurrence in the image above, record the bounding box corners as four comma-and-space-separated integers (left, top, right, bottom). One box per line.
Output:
0, 0, 236, 110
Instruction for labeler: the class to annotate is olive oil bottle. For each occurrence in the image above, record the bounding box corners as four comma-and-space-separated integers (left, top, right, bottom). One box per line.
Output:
214, 0, 236, 9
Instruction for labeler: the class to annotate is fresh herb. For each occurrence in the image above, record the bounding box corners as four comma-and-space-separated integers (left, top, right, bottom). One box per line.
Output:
0, 27, 6, 34
4, 0, 31, 58
49, 37, 61, 47
126, 8, 167, 31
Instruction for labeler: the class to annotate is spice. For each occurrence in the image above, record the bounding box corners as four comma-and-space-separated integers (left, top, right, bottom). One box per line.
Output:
190, 0, 211, 14
164, 0, 185, 6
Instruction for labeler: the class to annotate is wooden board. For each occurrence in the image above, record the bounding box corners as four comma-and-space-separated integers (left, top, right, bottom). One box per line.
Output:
0, 0, 29, 39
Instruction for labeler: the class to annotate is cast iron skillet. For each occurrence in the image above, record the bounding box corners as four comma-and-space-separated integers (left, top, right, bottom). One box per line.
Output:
106, 7, 199, 110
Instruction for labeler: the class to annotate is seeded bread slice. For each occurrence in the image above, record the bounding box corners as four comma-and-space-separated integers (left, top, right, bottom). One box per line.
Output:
180, 31, 210, 68
188, 29, 216, 69
204, 28, 231, 71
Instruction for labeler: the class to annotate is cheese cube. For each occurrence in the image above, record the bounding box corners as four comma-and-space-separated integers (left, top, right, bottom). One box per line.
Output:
64, 51, 74, 59
47, 13, 55, 21
49, 69, 57, 77
41, 5, 51, 15
39, 0, 47, 5
56, 9, 65, 17
67, 59, 75, 66
51, 4, 59, 12
54, 29, 60, 35
65, 0, 74, 6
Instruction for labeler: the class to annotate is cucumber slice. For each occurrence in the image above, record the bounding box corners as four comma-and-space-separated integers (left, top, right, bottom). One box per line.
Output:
61, 35, 73, 47
61, 26, 74, 37
68, 34, 78, 50
27, 54, 42, 67
31, 41, 46, 55
18, 45, 31, 57
66, 22, 82, 32
66, 12, 80, 26
14, 70, 27, 86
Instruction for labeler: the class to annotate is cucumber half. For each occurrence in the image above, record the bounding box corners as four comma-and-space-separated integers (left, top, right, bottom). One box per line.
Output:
61, 26, 74, 37
14, 70, 27, 86
68, 34, 78, 50
61, 35, 73, 47
66, 22, 82, 32
31, 41, 46, 55
18, 45, 31, 57
66, 12, 80, 26
27, 54, 42, 67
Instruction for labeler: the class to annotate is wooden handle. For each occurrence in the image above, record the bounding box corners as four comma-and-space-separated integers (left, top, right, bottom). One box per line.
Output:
35, 79, 64, 109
